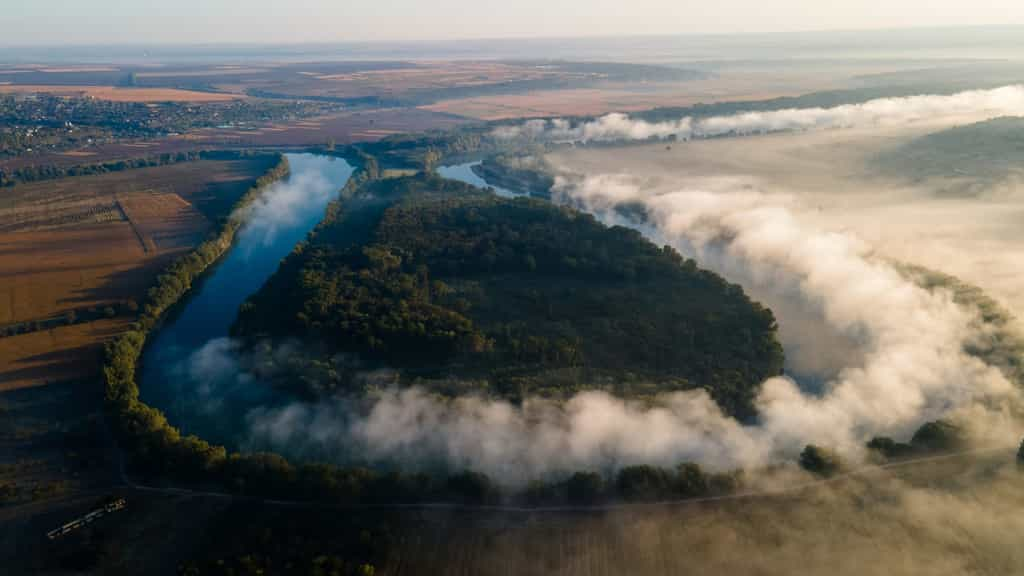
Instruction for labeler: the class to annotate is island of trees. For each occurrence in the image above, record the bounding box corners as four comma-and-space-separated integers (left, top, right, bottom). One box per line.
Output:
233, 172, 785, 420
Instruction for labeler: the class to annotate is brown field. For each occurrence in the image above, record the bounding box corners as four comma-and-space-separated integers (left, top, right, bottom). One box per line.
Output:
0, 319, 132, 392
0, 157, 276, 388
0, 108, 469, 173
0, 157, 277, 531
37, 67, 119, 74
0, 85, 241, 102
419, 71, 844, 120
293, 61, 571, 98
135, 67, 271, 78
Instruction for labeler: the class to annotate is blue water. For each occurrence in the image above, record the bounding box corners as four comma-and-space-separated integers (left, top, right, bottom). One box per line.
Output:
437, 161, 523, 198
137, 156, 510, 446
140, 154, 353, 433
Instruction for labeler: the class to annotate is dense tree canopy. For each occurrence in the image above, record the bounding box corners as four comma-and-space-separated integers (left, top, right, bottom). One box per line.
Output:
234, 174, 784, 419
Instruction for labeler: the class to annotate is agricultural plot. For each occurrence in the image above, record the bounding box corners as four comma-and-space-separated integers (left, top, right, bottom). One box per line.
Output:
0, 84, 241, 102
0, 157, 274, 354
0, 157, 278, 519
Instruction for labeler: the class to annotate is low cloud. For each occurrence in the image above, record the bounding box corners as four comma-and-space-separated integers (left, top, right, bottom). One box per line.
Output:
494, 85, 1024, 143
172, 171, 1023, 486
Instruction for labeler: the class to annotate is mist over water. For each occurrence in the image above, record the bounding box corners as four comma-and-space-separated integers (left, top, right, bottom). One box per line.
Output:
146, 91, 1024, 488
140, 154, 354, 442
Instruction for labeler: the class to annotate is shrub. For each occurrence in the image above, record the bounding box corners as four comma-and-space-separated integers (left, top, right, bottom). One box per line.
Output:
799, 445, 842, 477
910, 420, 966, 453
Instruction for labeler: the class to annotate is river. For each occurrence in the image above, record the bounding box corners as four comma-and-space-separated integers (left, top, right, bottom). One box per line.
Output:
138, 156, 503, 448
139, 153, 353, 443
437, 161, 522, 198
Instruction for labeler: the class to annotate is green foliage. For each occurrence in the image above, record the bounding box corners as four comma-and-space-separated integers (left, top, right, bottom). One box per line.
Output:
910, 420, 967, 453
445, 470, 500, 504
100, 162, 757, 507
613, 462, 735, 501
868, 420, 971, 462
615, 465, 673, 501
355, 129, 491, 170
565, 471, 605, 504
866, 436, 916, 460
799, 445, 842, 477
235, 174, 784, 418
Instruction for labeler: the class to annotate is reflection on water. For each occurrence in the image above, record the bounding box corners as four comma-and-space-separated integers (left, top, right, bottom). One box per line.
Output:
438, 161, 522, 198
140, 154, 353, 440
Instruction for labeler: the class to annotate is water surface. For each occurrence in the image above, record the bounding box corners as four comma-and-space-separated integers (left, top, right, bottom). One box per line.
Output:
438, 161, 522, 198
140, 153, 353, 439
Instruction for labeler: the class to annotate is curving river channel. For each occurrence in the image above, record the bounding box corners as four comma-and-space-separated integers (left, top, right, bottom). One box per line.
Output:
139, 157, 501, 450
140, 153, 354, 444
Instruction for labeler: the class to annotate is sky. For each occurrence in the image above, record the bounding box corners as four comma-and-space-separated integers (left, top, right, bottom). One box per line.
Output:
3, 0, 1024, 45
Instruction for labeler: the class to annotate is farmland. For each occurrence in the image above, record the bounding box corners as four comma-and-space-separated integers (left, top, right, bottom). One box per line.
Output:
0, 155, 280, 522
0, 85, 241, 103
0, 156, 279, 341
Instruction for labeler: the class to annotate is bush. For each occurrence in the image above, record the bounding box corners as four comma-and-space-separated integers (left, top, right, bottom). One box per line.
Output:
910, 420, 966, 453
566, 471, 605, 504
799, 445, 842, 477
446, 471, 498, 504
867, 436, 915, 460
616, 465, 672, 501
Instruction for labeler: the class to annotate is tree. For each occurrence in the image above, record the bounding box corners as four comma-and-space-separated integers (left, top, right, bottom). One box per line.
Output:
616, 465, 671, 501
421, 147, 442, 173
910, 420, 965, 453
799, 445, 841, 477
446, 470, 497, 504
566, 471, 604, 504
866, 436, 914, 460
674, 463, 709, 497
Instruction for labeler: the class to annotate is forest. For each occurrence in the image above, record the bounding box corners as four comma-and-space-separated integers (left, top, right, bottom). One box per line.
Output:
233, 173, 785, 419
94, 149, 979, 509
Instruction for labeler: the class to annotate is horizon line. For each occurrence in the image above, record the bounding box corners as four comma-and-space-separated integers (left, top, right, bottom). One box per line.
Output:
2, 23, 1023, 50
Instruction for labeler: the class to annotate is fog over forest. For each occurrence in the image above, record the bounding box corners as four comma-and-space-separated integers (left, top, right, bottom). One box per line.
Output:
159, 90, 1024, 498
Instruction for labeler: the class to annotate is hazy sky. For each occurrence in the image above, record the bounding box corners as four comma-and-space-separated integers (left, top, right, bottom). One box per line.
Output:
4, 0, 1024, 45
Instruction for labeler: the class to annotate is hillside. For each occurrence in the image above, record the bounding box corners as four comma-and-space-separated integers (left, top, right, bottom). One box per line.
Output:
233, 174, 784, 419
876, 117, 1024, 193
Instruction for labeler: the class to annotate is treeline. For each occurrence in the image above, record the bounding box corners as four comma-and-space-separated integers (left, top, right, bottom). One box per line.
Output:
0, 300, 138, 339
354, 129, 493, 171
798, 421, 971, 478
102, 153, 291, 489
97, 152, 999, 508
1, 149, 266, 187
98, 154, 747, 508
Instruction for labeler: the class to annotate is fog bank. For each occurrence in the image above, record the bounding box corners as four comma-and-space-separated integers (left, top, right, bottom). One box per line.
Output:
494, 85, 1024, 142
